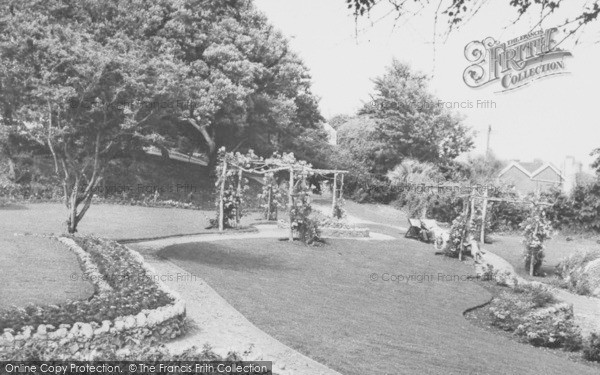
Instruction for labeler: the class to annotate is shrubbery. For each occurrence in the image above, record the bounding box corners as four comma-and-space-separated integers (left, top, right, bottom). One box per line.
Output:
1, 341, 268, 374
555, 249, 600, 296
542, 182, 600, 233
583, 333, 600, 362
521, 204, 553, 276
489, 283, 582, 350
290, 192, 322, 245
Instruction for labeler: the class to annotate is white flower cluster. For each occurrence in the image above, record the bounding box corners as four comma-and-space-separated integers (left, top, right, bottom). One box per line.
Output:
0, 237, 185, 347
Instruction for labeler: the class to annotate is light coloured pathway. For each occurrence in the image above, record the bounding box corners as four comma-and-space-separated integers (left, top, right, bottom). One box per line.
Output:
312, 204, 407, 232
476, 249, 600, 337
132, 225, 393, 375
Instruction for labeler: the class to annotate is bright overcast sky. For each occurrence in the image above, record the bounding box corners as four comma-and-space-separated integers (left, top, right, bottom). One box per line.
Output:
254, 0, 600, 172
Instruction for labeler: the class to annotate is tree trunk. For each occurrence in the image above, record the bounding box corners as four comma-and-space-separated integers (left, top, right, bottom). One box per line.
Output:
218, 159, 227, 232
187, 118, 216, 154
530, 223, 539, 276
331, 173, 337, 217
66, 178, 80, 233
236, 169, 242, 226
7, 158, 16, 180
480, 190, 488, 243
289, 169, 294, 242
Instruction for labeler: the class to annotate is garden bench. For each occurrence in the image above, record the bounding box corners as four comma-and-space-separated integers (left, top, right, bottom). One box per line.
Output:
405, 218, 424, 240
406, 218, 450, 250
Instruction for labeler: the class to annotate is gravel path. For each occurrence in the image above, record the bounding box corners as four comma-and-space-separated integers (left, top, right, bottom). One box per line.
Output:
143, 254, 341, 375
477, 249, 600, 337
132, 225, 398, 375
312, 203, 407, 232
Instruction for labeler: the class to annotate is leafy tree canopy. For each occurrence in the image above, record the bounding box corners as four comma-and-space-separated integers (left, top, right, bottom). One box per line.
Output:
0, 0, 326, 232
358, 59, 474, 174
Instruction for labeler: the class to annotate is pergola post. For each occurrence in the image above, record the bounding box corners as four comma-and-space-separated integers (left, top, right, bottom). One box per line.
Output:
235, 168, 242, 226
288, 168, 294, 242
480, 188, 489, 243
266, 185, 272, 220
331, 172, 337, 216
218, 159, 228, 232
458, 196, 470, 261
340, 173, 344, 199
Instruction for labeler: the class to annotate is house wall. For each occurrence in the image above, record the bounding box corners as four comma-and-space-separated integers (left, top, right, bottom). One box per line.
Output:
499, 167, 536, 193
500, 165, 562, 194
532, 166, 562, 192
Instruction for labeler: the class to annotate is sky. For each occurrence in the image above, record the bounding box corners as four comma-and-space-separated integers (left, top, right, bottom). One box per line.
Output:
254, 0, 600, 173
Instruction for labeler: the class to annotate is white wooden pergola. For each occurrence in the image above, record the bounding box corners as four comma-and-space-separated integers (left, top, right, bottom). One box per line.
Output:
215, 152, 347, 241
457, 187, 553, 265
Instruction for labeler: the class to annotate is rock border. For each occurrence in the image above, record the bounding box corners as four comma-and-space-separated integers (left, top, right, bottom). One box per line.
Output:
0, 236, 186, 354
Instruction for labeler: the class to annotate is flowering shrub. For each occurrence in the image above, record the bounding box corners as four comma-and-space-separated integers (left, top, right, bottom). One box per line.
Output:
290, 191, 322, 245
1, 340, 251, 366
332, 197, 346, 219
258, 172, 283, 220
555, 249, 600, 297
583, 333, 600, 362
521, 204, 553, 276
312, 211, 353, 230
212, 148, 251, 229
0, 236, 186, 355
514, 303, 582, 350
443, 211, 472, 257
489, 284, 582, 350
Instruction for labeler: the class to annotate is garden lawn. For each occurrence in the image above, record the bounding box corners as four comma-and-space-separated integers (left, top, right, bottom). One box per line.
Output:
484, 234, 600, 279
0, 203, 258, 309
0, 215, 93, 308
0, 203, 260, 240
158, 236, 599, 375
327, 196, 599, 281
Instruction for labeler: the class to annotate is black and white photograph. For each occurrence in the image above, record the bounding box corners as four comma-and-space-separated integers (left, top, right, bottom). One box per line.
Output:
1, 0, 600, 374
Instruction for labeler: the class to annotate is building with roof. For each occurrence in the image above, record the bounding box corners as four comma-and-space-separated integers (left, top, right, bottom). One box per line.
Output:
498, 159, 564, 194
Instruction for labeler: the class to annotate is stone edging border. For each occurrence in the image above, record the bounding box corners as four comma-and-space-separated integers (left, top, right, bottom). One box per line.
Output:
0, 236, 185, 345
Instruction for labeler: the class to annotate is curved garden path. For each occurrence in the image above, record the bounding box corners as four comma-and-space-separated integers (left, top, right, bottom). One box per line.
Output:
132, 225, 393, 375
477, 249, 600, 337
130, 214, 600, 375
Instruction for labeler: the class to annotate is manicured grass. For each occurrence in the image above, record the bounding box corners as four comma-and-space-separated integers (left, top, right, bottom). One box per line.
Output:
331, 196, 599, 281
484, 234, 600, 280
0, 235, 94, 309
0, 203, 260, 240
0, 203, 259, 308
158, 237, 599, 375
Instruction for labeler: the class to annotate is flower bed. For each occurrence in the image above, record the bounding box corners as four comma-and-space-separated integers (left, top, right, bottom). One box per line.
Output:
555, 249, 600, 297
320, 227, 370, 238
0, 236, 186, 356
488, 283, 582, 350
277, 218, 369, 238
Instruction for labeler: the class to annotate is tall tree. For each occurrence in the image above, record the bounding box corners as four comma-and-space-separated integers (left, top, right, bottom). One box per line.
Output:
360, 59, 473, 173
101, 0, 325, 163
0, 0, 326, 232
0, 1, 169, 232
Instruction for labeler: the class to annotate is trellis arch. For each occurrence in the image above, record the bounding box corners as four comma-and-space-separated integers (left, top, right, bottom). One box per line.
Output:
214, 148, 347, 241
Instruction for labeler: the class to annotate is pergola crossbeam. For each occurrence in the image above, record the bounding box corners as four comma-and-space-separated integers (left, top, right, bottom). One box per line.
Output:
215, 150, 348, 241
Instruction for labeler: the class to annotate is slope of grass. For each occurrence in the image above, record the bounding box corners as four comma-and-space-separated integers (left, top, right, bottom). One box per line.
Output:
0, 203, 260, 309
159, 237, 599, 375
0, 234, 93, 309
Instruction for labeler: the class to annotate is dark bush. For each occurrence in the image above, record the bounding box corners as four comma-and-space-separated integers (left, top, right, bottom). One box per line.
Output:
583, 333, 600, 362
